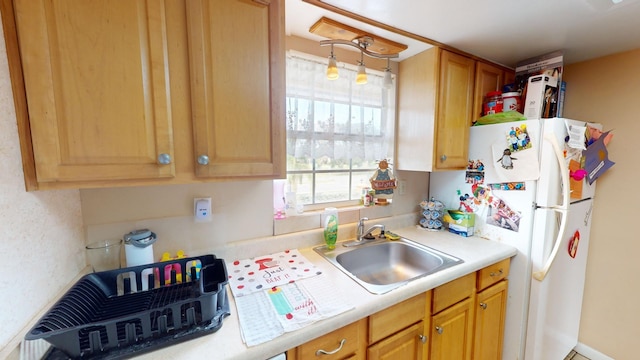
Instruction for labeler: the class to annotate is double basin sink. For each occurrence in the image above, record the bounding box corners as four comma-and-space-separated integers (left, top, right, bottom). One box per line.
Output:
314, 236, 463, 294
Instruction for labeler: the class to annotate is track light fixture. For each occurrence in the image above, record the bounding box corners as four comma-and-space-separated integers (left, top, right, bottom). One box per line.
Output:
320, 36, 398, 84
326, 44, 339, 80
383, 58, 393, 88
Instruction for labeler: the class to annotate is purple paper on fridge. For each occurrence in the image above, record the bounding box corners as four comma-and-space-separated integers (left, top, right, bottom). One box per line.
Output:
583, 130, 615, 184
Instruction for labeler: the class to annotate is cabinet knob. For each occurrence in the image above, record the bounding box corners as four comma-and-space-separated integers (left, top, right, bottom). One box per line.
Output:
419, 334, 427, 344
315, 338, 346, 356
440, 154, 447, 162
435, 326, 443, 335
490, 269, 504, 277
480, 302, 488, 310
158, 153, 171, 165
197, 154, 210, 165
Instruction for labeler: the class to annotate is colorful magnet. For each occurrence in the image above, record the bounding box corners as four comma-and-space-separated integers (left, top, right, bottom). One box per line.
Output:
568, 230, 580, 258
488, 182, 526, 190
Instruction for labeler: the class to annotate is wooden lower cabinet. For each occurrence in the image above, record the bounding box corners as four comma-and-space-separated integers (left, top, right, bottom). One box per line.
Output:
368, 321, 427, 360
473, 258, 509, 360
288, 259, 510, 360
430, 297, 475, 360
430, 273, 476, 360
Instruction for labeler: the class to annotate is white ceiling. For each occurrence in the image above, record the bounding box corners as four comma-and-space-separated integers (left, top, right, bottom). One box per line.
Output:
286, 0, 640, 68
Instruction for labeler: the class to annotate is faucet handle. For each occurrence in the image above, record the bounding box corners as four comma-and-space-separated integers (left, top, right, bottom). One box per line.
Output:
359, 217, 369, 225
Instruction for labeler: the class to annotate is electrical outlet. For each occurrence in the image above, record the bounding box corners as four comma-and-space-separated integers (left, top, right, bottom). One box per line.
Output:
398, 180, 407, 195
194, 197, 212, 222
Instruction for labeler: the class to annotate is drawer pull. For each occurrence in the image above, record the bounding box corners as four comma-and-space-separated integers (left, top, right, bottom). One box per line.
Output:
435, 326, 443, 335
316, 338, 346, 356
480, 302, 487, 310
419, 334, 427, 344
490, 269, 504, 277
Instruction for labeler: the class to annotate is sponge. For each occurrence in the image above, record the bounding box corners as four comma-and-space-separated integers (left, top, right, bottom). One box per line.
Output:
385, 231, 400, 241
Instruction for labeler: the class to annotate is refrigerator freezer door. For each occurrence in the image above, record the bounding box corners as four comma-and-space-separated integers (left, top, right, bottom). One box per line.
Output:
526, 199, 594, 360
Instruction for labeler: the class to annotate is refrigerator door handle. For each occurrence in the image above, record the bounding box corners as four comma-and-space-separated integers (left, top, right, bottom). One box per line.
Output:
533, 208, 568, 281
533, 134, 571, 281
545, 133, 571, 211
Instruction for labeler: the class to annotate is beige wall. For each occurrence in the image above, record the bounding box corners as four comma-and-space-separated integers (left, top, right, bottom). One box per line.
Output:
0, 20, 85, 352
563, 49, 639, 359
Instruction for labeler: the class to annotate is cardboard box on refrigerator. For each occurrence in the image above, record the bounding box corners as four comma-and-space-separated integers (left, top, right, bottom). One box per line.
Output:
523, 74, 558, 119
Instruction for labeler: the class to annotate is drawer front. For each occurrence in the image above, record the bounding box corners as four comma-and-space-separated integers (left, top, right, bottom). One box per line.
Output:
295, 319, 366, 360
369, 292, 429, 344
477, 258, 510, 291
432, 272, 476, 314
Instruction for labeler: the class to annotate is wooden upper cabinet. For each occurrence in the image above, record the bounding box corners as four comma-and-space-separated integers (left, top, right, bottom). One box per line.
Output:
13, 0, 175, 185
396, 47, 474, 172
186, 0, 285, 179
435, 50, 475, 170
473, 61, 516, 122
473, 61, 505, 121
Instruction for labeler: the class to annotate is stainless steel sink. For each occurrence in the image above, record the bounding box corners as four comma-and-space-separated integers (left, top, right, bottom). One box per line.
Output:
314, 237, 463, 294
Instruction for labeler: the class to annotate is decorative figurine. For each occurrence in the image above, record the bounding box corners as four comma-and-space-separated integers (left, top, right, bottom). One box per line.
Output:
370, 159, 397, 205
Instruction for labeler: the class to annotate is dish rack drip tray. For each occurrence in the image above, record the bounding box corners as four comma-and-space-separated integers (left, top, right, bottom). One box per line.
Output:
26, 254, 229, 359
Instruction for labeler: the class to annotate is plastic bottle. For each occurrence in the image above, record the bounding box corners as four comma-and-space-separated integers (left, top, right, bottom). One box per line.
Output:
285, 191, 297, 216
323, 207, 339, 250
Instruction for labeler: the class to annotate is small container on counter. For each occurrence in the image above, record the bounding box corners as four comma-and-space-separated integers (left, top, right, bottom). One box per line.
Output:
123, 229, 156, 267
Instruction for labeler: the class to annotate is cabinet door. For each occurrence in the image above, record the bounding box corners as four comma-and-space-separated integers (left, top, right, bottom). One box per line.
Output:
473, 61, 504, 121
474, 280, 508, 360
14, 0, 175, 184
435, 50, 475, 170
430, 297, 474, 360
368, 321, 427, 360
186, 0, 285, 179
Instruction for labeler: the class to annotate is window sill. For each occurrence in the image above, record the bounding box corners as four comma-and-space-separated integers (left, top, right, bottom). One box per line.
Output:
273, 204, 394, 236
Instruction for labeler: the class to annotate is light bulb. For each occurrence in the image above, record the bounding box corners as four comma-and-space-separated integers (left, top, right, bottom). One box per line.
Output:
356, 62, 367, 85
327, 55, 339, 80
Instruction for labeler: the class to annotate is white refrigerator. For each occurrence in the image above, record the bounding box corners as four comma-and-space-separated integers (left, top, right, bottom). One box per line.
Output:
429, 117, 600, 360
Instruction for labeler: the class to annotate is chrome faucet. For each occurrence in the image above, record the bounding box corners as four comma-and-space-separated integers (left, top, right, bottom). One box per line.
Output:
356, 217, 369, 241
344, 217, 386, 247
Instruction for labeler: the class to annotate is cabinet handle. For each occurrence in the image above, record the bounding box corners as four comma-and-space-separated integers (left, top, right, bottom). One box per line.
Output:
435, 326, 443, 335
158, 153, 171, 165
197, 154, 209, 165
419, 334, 427, 344
315, 338, 346, 356
440, 154, 447, 162
480, 302, 487, 310
490, 269, 504, 277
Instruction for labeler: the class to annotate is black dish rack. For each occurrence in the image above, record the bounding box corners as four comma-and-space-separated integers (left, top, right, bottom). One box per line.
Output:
26, 255, 229, 359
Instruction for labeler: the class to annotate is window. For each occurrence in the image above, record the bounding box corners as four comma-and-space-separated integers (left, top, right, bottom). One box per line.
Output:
284, 52, 396, 208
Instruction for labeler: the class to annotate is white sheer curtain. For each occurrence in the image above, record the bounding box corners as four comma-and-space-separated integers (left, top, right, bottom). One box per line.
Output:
285, 52, 395, 171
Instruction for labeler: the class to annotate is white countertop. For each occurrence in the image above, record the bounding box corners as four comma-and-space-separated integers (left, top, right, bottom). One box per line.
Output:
133, 226, 516, 360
